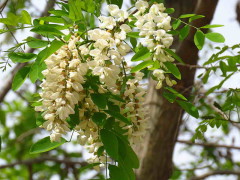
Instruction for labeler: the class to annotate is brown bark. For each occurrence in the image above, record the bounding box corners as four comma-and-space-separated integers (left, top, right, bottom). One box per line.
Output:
137, 1, 219, 180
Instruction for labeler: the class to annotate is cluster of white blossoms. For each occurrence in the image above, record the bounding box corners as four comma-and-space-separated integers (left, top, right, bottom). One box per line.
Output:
35, 36, 88, 142
35, 0, 175, 167
133, 0, 176, 89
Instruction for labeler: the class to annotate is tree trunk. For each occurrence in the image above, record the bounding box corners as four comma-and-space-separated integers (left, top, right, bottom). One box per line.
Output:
137, 1, 219, 180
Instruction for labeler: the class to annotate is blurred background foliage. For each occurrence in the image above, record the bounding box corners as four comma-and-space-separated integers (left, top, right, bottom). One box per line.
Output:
1, 0, 240, 180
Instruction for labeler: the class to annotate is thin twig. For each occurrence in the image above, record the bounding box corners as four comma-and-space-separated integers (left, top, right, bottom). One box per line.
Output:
177, 139, 240, 150
0, 156, 88, 169
190, 170, 240, 180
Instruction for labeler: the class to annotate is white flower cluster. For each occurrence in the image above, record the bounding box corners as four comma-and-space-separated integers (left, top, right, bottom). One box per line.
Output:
134, 1, 176, 89
35, 0, 175, 168
122, 72, 149, 146
35, 36, 88, 142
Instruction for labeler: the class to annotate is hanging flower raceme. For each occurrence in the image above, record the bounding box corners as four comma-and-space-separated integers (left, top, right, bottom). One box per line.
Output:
35, 36, 88, 142
133, 1, 176, 89
35, 0, 175, 168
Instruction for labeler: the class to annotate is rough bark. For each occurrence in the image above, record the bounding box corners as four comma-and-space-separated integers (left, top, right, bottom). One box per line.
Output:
137, 1, 219, 180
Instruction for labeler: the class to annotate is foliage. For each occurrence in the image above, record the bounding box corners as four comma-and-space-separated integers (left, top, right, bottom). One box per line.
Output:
1, 0, 240, 180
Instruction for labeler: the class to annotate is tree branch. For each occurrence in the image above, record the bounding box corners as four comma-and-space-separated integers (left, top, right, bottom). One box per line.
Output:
0, 0, 56, 103
0, 156, 87, 169
190, 170, 240, 180
177, 140, 240, 150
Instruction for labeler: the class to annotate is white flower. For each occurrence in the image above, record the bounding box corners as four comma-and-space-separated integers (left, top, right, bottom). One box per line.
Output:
50, 132, 62, 142
142, 39, 156, 50
79, 45, 89, 55
135, 0, 149, 13
154, 45, 164, 55
99, 16, 116, 30
156, 81, 162, 89
114, 31, 127, 44
166, 76, 173, 86
153, 69, 165, 79
107, 4, 119, 16
120, 24, 132, 33
88, 29, 112, 41
94, 39, 109, 50
90, 49, 101, 57
108, 50, 122, 65
116, 10, 129, 22
135, 18, 145, 29
142, 21, 156, 31
162, 35, 173, 48
117, 43, 131, 56
155, 29, 166, 41
150, 4, 166, 14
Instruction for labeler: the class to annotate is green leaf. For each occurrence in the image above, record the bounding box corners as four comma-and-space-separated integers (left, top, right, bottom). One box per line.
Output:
131, 47, 152, 62
172, 19, 181, 30
164, 62, 181, 80
164, 48, 184, 64
176, 100, 199, 118
19, 10, 32, 25
118, 138, 139, 169
130, 60, 154, 73
90, 93, 107, 109
130, 37, 137, 48
202, 69, 211, 84
0, 18, 17, 26
194, 30, 205, 50
100, 129, 118, 160
49, 10, 69, 16
29, 40, 63, 83
109, 165, 129, 180
26, 37, 48, 48
107, 0, 123, 8
31, 25, 64, 36
0, 110, 6, 125
40, 16, 65, 24
189, 15, 205, 22
0, 136, 1, 152
85, 0, 95, 13
104, 117, 115, 130
0, 12, 19, 26
12, 66, 30, 91
97, 146, 105, 156
36, 114, 45, 126
69, 0, 84, 21
68, 105, 80, 129
104, 110, 131, 125
127, 32, 140, 38
79, 163, 101, 172
164, 87, 187, 101
163, 91, 176, 103
205, 32, 225, 43
8, 52, 37, 63
164, 8, 175, 14
39, 40, 65, 63
179, 25, 190, 40
92, 112, 107, 126
201, 24, 224, 29
30, 136, 66, 154
118, 160, 135, 180
148, 60, 160, 70
179, 14, 196, 18
167, 30, 179, 35
29, 60, 46, 83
